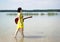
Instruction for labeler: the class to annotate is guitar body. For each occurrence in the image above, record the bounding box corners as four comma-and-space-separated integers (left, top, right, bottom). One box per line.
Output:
15, 17, 18, 24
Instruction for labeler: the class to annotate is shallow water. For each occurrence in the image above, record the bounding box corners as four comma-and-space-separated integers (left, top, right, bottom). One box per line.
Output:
0, 12, 60, 42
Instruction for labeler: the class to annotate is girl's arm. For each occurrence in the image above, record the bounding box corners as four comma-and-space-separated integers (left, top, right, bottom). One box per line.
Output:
23, 16, 32, 20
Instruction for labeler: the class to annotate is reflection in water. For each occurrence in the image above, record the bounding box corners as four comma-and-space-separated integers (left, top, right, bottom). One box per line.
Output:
15, 37, 24, 42
6, 12, 58, 16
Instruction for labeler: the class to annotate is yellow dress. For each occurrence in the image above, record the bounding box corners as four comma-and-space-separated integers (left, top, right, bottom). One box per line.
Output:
17, 13, 24, 29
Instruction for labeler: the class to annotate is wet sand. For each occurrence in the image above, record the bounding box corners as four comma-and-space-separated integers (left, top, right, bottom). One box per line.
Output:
0, 32, 49, 42
0, 29, 60, 42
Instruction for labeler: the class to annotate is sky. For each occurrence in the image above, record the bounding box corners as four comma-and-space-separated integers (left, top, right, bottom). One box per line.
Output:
0, 0, 60, 10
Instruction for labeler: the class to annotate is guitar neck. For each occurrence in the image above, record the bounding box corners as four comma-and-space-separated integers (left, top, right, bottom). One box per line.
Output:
24, 16, 32, 20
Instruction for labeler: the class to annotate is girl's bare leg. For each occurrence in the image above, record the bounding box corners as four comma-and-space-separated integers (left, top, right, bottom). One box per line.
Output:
19, 28, 24, 37
14, 29, 19, 38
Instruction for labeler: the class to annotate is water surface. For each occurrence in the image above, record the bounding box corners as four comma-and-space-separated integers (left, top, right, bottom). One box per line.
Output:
0, 12, 60, 42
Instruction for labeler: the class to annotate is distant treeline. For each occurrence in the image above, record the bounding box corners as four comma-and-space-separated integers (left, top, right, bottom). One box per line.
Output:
0, 9, 60, 12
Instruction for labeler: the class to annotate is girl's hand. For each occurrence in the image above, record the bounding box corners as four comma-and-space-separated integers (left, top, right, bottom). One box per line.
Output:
30, 16, 32, 18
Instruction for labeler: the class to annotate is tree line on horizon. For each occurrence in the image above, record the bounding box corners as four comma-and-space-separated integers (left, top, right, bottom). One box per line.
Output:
0, 9, 60, 12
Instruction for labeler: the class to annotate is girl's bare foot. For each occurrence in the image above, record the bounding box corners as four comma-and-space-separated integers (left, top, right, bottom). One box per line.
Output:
21, 35, 24, 38
14, 35, 17, 38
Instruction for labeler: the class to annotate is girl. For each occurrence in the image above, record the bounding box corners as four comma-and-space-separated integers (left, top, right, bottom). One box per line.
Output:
15, 7, 32, 38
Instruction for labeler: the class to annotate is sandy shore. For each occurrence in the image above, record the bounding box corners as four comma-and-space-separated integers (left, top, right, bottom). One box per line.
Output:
0, 35, 49, 42
0, 30, 53, 42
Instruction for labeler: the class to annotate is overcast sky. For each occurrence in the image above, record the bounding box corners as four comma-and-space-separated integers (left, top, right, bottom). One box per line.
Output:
0, 0, 60, 10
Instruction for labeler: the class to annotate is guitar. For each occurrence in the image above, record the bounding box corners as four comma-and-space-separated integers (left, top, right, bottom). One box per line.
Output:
15, 16, 32, 24
23, 16, 32, 20
15, 17, 19, 24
